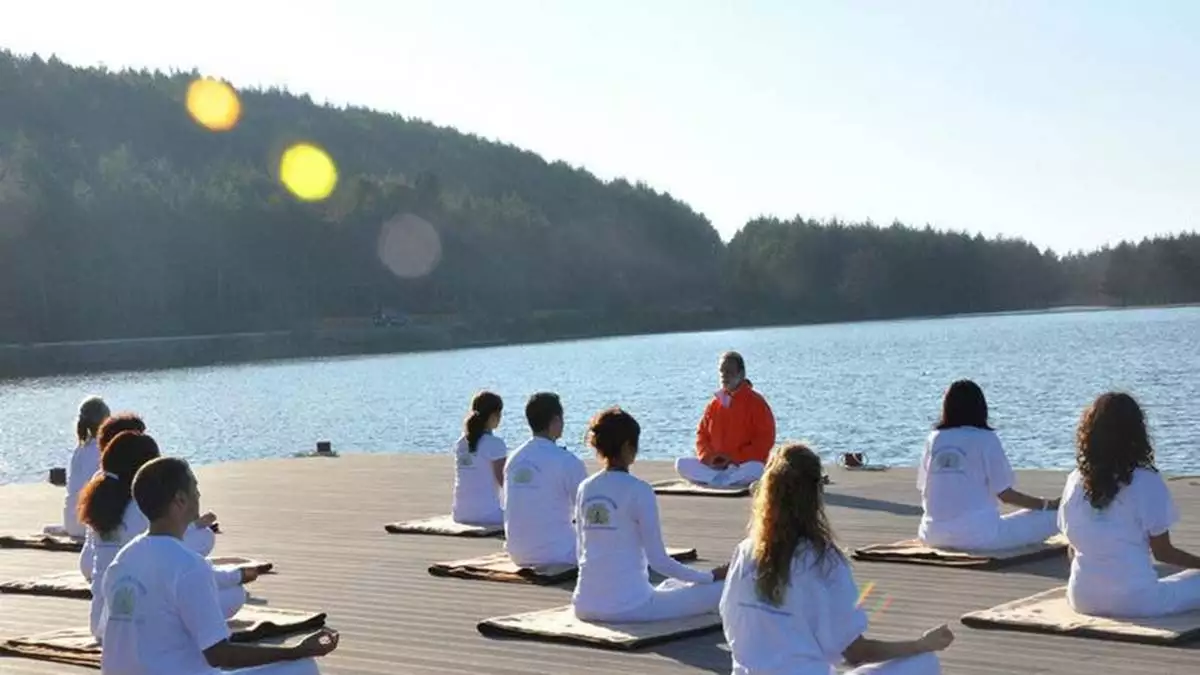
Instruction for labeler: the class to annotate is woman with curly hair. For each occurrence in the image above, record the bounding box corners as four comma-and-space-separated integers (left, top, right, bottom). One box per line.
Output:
721, 443, 954, 674
1059, 392, 1200, 617
917, 380, 1060, 551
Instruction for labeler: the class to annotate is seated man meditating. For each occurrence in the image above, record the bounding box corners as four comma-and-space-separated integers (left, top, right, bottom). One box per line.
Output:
99, 456, 338, 674
676, 351, 776, 487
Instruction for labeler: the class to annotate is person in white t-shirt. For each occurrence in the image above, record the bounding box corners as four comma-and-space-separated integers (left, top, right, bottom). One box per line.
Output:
503, 392, 588, 567
917, 380, 1060, 551
721, 443, 954, 675
80, 431, 251, 641
1059, 392, 1200, 618
100, 456, 337, 674
573, 407, 727, 622
55, 395, 111, 539
451, 391, 508, 525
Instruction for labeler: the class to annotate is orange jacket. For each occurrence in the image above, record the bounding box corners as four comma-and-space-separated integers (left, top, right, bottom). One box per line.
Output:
694, 381, 776, 465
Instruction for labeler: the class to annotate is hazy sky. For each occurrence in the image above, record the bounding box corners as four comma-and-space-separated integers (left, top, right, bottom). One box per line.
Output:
3, 1, 1197, 252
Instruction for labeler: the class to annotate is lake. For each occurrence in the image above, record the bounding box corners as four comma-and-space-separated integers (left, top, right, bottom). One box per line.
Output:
2, 306, 1197, 484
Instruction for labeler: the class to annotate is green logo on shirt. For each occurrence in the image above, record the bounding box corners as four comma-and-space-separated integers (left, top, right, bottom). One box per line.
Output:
458, 453, 474, 467
110, 585, 136, 618
585, 503, 610, 526
513, 467, 534, 484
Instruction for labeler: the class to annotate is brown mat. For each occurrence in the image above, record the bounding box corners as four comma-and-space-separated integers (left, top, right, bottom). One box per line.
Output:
430, 547, 698, 585
0, 533, 84, 552
478, 604, 721, 650
852, 534, 1068, 569
651, 479, 751, 497
385, 514, 504, 537
0, 606, 326, 668
961, 586, 1200, 645
0, 556, 273, 600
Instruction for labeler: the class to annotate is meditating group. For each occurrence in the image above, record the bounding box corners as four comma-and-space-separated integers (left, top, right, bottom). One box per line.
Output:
54, 402, 339, 674
446, 351, 1200, 674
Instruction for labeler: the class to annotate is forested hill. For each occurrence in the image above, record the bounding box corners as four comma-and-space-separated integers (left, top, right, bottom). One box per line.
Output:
0, 51, 722, 342
0, 50, 1197, 347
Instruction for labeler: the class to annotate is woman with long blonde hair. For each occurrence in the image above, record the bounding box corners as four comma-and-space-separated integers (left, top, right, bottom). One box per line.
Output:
720, 443, 953, 674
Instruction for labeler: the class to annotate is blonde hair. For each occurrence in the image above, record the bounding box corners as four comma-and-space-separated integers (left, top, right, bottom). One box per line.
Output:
749, 443, 838, 606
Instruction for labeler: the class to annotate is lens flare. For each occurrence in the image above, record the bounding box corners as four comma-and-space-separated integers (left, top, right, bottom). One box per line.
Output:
279, 143, 338, 202
185, 78, 241, 132
377, 214, 442, 279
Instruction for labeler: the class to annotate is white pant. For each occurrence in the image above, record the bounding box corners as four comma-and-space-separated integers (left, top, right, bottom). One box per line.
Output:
1069, 569, 1200, 618
574, 578, 724, 623
675, 458, 764, 487
847, 652, 940, 674
922, 509, 1058, 551
227, 658, 321, 674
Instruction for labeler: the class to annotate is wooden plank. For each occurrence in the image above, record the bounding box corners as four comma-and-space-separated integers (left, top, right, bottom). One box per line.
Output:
1, 455, 1197, 674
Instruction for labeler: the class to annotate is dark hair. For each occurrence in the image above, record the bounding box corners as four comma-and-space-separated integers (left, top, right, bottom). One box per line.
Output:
465, 392, 503, 453
1076, 392, 1156, 510
751, 443, 838, 606
77, 431, 161, 536
721, 351, 746, 375
525, 392, 563, 434
98, 413, 147, 455
76, 396, 111, 445
132, 457, 195, 521
587, 407, 640, 463
936, 380, 992, 430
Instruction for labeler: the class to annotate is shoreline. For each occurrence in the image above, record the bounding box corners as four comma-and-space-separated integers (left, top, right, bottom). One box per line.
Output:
2, 302, 1196, 381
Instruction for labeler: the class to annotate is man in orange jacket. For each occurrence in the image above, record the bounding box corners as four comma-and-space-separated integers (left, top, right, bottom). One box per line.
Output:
676, 351, 776, 486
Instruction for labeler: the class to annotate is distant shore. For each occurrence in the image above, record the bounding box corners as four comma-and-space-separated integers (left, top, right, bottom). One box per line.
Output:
1, 302, 1195, 381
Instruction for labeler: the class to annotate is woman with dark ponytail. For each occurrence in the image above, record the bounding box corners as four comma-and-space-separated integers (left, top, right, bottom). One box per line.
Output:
451, 391, 508, 525
721, 443, 953, 674
79, 432, 251, 641
571, 407, 726, 623
57, 395, 111, 538
1059, 392, 1200, 618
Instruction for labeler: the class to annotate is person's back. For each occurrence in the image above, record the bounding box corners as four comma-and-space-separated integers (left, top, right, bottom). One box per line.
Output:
722, 539, 860, 675
1059, 468, 1165, 614
574, 470, 654, 615
917, 427, 1010, 547
451, 433, 507, 525
100, 533, 223, 674
503, 436, 585, 566
64, 438, 101, 537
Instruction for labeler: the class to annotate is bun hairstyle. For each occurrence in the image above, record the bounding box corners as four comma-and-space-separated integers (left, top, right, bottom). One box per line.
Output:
77, 431, 161, 536
465, 391, 503, 453
76, 396, 111, 445
587, 407, 641, 463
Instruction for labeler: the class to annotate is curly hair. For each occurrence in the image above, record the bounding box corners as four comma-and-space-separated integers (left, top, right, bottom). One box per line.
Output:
749, 443, 839, 606
1076, 392, 1156, 510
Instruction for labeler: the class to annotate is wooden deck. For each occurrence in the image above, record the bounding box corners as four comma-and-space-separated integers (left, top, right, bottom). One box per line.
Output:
2, 455, 1198, 674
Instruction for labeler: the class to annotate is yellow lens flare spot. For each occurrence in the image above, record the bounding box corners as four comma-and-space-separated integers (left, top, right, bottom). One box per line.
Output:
279, 143, 338, 202
186, 78, 241, 132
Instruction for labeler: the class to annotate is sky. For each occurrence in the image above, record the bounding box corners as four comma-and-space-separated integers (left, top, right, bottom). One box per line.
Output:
2, 1, 1198, 253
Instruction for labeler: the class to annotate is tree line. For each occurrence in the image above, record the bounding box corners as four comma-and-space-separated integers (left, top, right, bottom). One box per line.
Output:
0, 50, 1196, 345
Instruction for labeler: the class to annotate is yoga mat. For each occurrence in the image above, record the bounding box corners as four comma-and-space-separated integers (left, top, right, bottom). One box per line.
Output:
430, 547, 699, 585
478, 605, 721, 649
962, 586, 1200, 645
852, 534, 1068, 569
385, 515, 504, 537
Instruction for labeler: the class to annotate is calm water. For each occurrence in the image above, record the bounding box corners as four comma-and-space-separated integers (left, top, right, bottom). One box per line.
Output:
2, 307, 1198, 485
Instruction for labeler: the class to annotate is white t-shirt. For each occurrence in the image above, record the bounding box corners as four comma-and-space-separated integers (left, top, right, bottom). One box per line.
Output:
917, 427, 1015, 548
1059, 467, 1178, 607
502, 436, 588, 566
720, 539, 868, 675
87, 502, 225, 639
100, 533, 230, 675
451, 432, 507, 525
573, 470, 713, 616
64, 439, 101, 538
